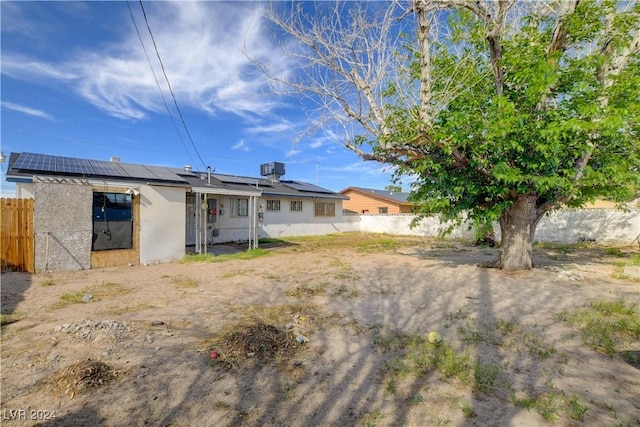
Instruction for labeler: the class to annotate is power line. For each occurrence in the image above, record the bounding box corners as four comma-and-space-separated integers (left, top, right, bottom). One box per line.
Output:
135, 0, 208, 170
126, 1, 198, 168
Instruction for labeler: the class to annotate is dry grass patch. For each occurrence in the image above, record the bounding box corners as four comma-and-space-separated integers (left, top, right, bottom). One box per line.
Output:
48, 282, 133, 310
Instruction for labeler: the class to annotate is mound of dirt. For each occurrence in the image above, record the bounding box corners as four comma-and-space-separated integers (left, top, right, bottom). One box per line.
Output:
211, 323, 304, 368
40, 359, 120, 399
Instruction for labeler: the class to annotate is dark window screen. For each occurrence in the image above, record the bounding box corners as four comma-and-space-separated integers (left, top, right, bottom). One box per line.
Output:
92, 192, 133, 251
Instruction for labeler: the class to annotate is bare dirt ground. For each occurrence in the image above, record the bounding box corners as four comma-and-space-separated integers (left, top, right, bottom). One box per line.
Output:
1, 234, 639, 427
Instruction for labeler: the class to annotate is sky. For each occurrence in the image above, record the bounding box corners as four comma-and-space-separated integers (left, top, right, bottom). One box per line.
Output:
0, 1, 398, 197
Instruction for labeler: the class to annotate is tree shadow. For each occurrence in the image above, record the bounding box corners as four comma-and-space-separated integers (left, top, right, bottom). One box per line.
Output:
0, 272, 32, 325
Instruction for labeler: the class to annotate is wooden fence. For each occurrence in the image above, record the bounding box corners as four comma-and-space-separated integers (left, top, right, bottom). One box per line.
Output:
1, 198, 35, 273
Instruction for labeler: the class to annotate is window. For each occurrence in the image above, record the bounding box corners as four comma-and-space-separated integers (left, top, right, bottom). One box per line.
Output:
314, 202, 335, 217
266, 200, 280, 211
378, 207, 388, 214
231, 198, 249, 217
290, 200, 303, 212
92, 192, 133, 251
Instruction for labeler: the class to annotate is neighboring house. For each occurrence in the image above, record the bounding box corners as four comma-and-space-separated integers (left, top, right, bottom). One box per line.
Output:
5, 153, 348, 272
340, 186, 419, 214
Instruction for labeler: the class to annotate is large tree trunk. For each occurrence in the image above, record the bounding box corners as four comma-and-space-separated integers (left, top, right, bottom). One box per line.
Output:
493, 193, 539, 270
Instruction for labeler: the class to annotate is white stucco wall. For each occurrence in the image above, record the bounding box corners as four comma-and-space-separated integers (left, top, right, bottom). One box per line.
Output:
355, 209, 639, 245
258, 197, 360, 238
533, 209, 639, 244
358, 214, 476, 239
139, 185, 186, 264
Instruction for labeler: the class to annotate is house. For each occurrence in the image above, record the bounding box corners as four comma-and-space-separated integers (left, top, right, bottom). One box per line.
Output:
340, 186, 418, 214
5, 153, 349, 272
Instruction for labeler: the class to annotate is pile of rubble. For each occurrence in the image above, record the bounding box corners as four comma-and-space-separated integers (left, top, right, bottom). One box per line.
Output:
53, 319, 135, 345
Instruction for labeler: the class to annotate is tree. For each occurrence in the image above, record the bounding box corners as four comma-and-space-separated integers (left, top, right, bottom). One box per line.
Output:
255, 1, 640, 270
385, 185, 403, 193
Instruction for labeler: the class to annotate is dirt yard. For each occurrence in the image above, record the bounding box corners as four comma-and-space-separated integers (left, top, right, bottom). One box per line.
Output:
1, 234, 639, 426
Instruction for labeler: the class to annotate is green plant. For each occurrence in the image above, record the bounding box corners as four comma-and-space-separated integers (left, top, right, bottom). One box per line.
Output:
473, 362, 499, 393
359, 410, 384, 427
461, 402, 477, 418
41, 278, 56, 286
0, 312, 24, 326
567, 395, 588, 421
285, 282, 327, 297
559, 300, 640, 356
410, 393, 423, 406
511, 392, 560, 422
171, 275, 199, 288
182, 248, 270, 263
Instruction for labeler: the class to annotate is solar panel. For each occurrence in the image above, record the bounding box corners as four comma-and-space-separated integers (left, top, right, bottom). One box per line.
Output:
144, 165, 185, 182
118, 163, 160, 180
13, 153, 56, 172
57, 156, 93, 174
212, 174, 261, 185
89, 160, 129, 177
284, 181, 334, 194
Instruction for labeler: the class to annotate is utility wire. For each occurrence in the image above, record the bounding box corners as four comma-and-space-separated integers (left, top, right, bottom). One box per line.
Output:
135, 0, 208, 171
126, 1, 198, 168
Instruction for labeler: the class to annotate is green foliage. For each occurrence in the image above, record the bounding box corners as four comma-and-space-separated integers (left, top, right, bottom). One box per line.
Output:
375, 2, 640, 229
559, 299, 640, 355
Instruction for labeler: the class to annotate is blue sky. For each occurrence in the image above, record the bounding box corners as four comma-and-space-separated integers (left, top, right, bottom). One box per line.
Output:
1, 1, 397, 196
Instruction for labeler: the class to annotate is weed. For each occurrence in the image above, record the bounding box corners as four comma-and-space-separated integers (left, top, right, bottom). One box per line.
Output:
511, 392, 560, 422
212, 401, 231, 410
523, 333, 556, 360
221, 269, 253, 278
430, 416, 450, 425
333, 284, 359, 298
171, 275, 199, 288
559, 299, 640, 355
41, 278, 56, 287
0, 312, 24, 326
567, 395, 588, 421
410, 393, 423, 405
182, 249, 270, 263
603, 247, 624, 257
286, 282, 327, 297
461, 402, 477, 418
494, 318, 517, 335
384, 378, 396, 395
473, 362, 499, 393
359, 410, 384, 427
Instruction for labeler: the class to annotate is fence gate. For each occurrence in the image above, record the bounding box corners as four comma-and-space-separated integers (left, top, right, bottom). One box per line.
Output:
1, 198, 35, 273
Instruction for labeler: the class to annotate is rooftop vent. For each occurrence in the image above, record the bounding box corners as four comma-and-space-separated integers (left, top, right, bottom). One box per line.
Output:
260, 162, 285, 182
184, 164, 192, 173
110, 156, 121, 162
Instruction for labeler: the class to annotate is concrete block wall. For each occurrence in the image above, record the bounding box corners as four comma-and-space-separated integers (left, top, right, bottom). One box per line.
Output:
355, 209, 639, 245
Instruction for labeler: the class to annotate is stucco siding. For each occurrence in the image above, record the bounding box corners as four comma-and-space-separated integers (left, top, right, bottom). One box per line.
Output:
33, 179, 92, 272
259, 198, 360, 238
139, 185, 186, 264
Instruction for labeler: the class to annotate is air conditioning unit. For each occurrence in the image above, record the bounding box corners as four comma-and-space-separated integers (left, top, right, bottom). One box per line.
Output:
260, 162, 285, 181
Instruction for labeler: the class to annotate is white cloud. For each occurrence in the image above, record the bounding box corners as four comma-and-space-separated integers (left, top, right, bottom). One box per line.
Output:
232, 140, 250, 152
246, 121, 294, 134
1, 101, 54, 120
1, 2, 296, 121
286, 148, 302, 158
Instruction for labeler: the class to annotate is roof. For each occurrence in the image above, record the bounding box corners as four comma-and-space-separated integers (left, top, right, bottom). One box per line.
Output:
6, 152, 346, 199
340, 186, 414, 205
